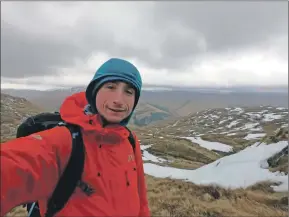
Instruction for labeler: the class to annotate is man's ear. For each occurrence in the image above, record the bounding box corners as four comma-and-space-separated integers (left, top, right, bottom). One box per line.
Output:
84, 104, 95, 115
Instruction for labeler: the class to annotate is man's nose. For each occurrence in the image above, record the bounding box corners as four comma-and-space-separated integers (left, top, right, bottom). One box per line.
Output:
112, 90, 124, 104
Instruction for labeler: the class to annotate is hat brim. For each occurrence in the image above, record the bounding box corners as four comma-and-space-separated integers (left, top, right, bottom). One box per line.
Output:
86, 75, 140, 112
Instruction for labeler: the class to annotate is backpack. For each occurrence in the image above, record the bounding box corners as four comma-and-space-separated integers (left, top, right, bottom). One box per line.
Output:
16, 112, 136, 217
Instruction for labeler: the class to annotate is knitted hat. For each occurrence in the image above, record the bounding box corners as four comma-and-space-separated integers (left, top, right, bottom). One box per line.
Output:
86, 58, 142, 126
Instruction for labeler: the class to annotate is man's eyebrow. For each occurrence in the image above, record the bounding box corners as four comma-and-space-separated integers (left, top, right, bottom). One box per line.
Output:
105, 81, 118, 85
106, 80, 134, 89
126, 83, 134, 89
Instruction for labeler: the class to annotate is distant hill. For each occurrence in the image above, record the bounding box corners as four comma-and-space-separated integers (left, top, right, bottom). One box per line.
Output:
145, 106, 288, 140
2, 87, 288, 126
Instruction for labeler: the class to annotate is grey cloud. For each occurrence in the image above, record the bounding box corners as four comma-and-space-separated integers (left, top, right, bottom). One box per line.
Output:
75, 16, 208, 71
1, 1, 287, 80
148, 1, 288, 70
153, 2, 287, 51
1, 20, 86, 78
1, 3, 152, 78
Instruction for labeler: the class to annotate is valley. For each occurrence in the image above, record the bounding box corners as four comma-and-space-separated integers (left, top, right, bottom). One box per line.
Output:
2, 87, 288, 127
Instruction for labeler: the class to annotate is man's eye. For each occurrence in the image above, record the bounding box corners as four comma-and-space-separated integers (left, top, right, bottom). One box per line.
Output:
126, 89, 134, 95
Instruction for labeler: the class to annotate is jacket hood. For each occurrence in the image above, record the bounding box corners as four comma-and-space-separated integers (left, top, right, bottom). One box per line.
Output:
59, 92, 130, 138
85, 58, 142, 126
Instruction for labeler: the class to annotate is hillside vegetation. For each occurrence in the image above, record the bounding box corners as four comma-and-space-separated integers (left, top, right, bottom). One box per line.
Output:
147, 176, 287, 217
131, 102, 172, 126
1, 93, 41, 142
148, 106, 288, 136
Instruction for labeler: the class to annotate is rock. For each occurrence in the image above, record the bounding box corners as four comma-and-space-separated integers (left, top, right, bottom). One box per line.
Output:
201, 193, 214, 201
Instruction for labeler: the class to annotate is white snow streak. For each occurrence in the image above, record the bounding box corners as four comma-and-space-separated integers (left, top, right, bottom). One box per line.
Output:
182, 137, 233, 153
143, 141, 288, 192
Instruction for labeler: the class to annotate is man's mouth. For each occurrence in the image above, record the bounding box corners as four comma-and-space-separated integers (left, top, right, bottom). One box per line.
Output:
108, 107, 126, 112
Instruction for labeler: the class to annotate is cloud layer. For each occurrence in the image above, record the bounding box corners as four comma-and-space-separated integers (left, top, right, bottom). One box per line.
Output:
1, 1, 288, 89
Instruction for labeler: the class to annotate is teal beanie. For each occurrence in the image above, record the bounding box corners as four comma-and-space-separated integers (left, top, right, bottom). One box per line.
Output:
86, 58, 142, 126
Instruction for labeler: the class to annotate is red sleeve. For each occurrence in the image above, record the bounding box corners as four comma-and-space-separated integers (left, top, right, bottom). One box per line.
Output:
0, 126, 72, 216
134, 134, 150, 217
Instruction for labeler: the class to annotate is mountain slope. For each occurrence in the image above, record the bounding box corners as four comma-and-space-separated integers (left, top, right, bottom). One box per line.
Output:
1, 93, 41, 142
137, 106, 288, 216
132, 102, 172, 126
146, 106, 287, 143
135, 105, 288, 181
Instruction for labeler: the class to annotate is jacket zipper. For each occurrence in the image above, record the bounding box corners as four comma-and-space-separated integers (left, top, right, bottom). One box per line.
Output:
125, 171, 130, 186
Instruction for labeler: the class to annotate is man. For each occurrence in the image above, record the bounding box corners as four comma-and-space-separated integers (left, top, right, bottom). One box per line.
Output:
0, 58, 150, 217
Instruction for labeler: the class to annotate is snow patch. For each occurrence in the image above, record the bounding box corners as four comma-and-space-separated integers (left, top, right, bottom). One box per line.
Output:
142, 151, 168, 163
141, 144, 168, 163
230, 107, 244, 114
263, 113, 283, 122
227, 133, 237, 136
276, 107, 287, 110
172, 120, 180, 127
244, 133, 266, 140
226, 120, 240, 128
182, 137, 233, 153
141, 145, 152, 150
219, 120, 227, 125
144, 141, 288, 192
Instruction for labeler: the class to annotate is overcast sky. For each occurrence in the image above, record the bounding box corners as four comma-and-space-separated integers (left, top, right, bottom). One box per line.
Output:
1, 1, 288, 90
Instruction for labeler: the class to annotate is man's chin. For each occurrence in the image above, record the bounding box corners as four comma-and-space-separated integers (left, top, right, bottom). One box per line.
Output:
98, 109, 130, 124
104, 115, 126, 124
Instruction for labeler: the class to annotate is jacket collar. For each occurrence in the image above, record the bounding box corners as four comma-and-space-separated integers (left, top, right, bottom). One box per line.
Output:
59, 92, 130, 139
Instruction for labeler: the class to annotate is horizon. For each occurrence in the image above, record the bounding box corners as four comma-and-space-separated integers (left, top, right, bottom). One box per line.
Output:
1, 83, 288, 93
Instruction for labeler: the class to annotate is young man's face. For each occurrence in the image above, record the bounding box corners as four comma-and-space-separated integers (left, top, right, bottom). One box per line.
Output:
95, 81, 136, 123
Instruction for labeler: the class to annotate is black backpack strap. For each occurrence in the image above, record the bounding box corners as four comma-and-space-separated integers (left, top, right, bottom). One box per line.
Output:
26, 202, 40, 217
45, 124, 85, 217
125, 127, 136, 153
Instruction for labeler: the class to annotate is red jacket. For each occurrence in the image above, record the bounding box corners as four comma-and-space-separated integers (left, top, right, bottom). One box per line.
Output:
0, 92, 150, 217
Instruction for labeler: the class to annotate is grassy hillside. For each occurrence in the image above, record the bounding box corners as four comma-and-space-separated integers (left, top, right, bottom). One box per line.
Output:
140, 135, 220, 169
145, 106, 288, 138
137, 105, 288, 172
131, 102, 172, 126
6, 177, 288, 217
1, 93, 41, 142
147, 176, 287, 217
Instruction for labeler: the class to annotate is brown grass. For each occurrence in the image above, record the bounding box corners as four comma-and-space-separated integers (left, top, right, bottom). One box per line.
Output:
1, 93, 41, 143
141, 136, 220, 168
146, 176, 288, 217
4, 206, 27, 217
167, 159, 206, 170
7, 178, 287, 217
